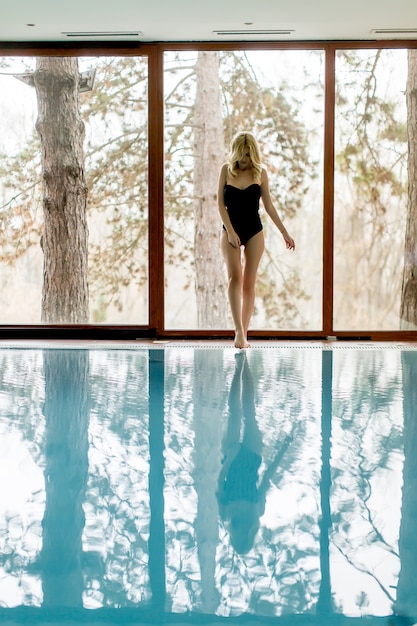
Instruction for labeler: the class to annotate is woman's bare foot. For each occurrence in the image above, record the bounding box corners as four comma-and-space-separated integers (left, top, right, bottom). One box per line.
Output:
234, 330, 250, 349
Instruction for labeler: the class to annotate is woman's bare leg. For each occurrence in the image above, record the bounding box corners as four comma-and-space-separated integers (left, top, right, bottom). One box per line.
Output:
242, 232, 264, 339
221, 231, 248, 348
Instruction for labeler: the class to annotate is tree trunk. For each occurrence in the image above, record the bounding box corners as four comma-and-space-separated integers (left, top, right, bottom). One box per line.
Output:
34, 57, 89, 323
400, 50, 417, 330
193, 51, 228, 329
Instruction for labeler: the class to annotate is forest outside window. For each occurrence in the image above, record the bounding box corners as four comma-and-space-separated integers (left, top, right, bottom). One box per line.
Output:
0, 55, 149, 325
163, 49, 324, 332
333, 48, 412, 331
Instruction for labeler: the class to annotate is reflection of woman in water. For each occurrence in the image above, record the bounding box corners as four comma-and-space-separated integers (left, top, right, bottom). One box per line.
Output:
217, 353, 292, 554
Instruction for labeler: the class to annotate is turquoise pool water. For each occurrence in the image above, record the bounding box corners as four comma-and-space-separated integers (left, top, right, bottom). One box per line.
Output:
0, 343, 415, 625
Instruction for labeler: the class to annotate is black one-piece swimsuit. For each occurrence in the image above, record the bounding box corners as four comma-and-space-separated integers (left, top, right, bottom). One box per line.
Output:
223, 183, 263, 246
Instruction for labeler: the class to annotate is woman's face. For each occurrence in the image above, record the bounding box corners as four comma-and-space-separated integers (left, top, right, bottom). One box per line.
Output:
237, 147, 252, 171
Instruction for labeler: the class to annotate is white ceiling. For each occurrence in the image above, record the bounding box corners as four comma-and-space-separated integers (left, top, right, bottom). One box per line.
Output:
1, 0, 417, 43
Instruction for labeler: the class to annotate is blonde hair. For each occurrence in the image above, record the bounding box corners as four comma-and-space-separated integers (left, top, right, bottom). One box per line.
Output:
227, 131, 262, 180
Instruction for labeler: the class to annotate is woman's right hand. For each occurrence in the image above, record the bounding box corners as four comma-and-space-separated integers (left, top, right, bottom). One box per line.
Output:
228, 230, 241, 248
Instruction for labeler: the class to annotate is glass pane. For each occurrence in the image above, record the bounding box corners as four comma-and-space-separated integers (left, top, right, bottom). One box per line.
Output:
334, 49, 407, 331
0, 56, 148, 325
164, 50, 324, 331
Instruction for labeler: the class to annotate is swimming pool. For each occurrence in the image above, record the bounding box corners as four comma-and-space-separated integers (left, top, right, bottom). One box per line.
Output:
0, 342, 415, 624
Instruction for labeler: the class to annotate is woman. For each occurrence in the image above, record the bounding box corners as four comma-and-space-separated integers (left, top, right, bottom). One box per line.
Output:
218, 131, 295, 349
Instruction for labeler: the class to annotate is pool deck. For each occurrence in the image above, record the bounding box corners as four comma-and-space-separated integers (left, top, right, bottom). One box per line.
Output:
0, 338, 417, 350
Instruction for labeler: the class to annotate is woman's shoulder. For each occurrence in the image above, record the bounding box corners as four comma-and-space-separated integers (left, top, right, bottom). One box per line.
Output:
259, 166, 270, 184
220, 162, 229, 180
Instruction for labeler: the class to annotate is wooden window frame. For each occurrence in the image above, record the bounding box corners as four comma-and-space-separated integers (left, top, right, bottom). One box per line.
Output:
0, 40, 416, 341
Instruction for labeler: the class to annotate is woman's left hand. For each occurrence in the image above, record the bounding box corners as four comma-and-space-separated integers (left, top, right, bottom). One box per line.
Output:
282, 231, 295, 250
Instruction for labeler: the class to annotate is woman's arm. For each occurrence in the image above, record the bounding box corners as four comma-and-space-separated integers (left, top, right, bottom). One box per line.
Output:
260, 168, 295, 250
218, 163, 241, 248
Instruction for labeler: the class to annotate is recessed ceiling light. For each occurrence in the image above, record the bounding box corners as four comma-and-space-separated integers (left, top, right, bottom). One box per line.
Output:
371, 28, 417, 34
213, 29, 294, 35
61, 31, 143, 37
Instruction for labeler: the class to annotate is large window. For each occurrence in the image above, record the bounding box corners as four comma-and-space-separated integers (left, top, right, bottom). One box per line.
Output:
334, 49, 408, 331
0, 44, 417, 337
0, 55, 149, 325
163, 49, 324, 331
